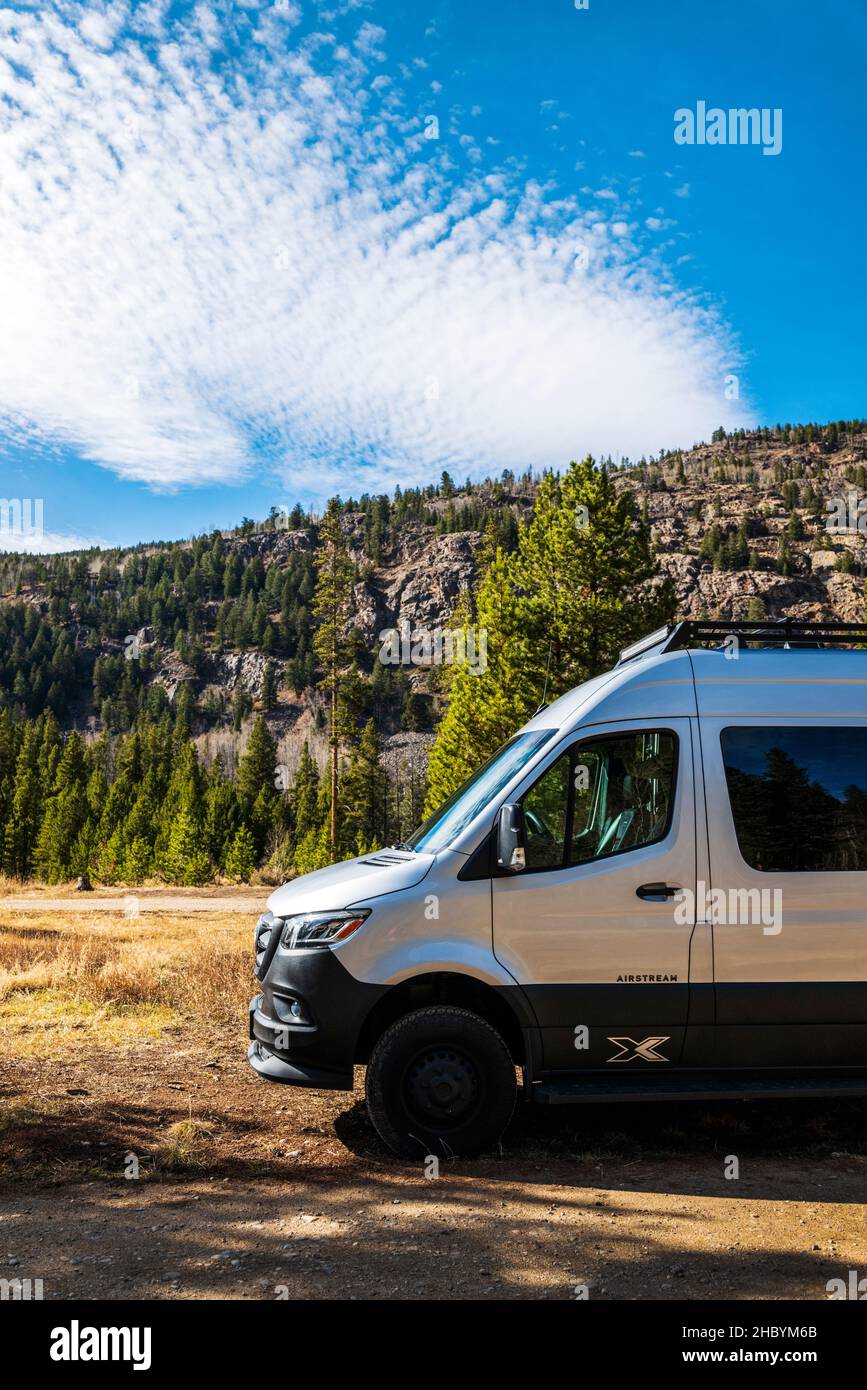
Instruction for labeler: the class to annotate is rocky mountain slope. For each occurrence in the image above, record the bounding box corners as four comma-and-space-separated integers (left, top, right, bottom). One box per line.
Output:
2, 421, 866, 783
642, 428, 867, 623
214, 425, 867, 664
309, 424, 867, 648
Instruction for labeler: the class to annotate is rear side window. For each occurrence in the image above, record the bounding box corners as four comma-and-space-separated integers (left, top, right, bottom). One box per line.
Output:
720, 726, 867, 872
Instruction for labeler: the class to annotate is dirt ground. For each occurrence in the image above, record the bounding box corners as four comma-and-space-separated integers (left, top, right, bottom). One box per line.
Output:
1, 894, 866, 1301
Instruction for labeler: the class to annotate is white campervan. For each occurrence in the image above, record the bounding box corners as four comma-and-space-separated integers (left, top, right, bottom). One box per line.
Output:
249, 620, 867, 1156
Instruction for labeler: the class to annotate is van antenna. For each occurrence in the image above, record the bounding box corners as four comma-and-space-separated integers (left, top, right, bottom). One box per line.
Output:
534, 640, 553, 715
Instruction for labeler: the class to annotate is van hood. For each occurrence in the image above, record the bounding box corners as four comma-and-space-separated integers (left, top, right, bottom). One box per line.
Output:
266, 848, 435, 917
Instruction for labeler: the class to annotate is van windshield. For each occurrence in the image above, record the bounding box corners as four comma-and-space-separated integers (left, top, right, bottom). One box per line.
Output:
407, 730, 556, 853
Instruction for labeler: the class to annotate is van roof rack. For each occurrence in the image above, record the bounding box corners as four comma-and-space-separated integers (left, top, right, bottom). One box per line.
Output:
617, 619, 867, 665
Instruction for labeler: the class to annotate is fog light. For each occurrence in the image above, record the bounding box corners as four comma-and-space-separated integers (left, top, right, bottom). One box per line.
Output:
272, 994, 308, 1024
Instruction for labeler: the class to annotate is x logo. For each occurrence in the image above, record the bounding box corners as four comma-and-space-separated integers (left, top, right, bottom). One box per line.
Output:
606, 1035, 670, 1063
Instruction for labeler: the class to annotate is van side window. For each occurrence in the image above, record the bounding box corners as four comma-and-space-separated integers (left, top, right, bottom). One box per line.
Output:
519, 731, 677, 872
522, 753, 571, 870
570, 730, 677, 866
720, 726, 867, 872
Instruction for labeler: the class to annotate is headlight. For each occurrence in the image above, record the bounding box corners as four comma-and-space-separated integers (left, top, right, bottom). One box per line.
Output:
280, 909, 371, 950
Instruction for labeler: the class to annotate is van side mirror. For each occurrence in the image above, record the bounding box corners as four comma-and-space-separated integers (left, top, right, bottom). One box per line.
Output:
497, 803, 526, 872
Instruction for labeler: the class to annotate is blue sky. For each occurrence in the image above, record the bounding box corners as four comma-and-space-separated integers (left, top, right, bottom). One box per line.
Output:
0, 0, 864, 550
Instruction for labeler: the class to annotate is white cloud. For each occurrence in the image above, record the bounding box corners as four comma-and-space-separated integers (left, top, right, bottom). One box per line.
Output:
320, 0, 370, 18
272, 2, 303, 23
354, 21, 385, 56
0, 4, 751, 501
0, 528, 109, 556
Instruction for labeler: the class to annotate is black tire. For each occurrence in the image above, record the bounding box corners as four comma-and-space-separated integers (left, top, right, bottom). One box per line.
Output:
365, 1005, 517, 1159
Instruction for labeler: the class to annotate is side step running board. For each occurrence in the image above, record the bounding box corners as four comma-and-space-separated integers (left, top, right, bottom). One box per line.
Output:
531, 1073, 867, 1105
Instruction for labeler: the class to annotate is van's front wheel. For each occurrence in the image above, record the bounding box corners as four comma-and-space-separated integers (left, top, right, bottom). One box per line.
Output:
365, 1006, 517, 1158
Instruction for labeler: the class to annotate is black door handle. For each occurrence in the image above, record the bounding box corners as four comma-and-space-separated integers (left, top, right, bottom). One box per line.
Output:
636, 882, 682, 902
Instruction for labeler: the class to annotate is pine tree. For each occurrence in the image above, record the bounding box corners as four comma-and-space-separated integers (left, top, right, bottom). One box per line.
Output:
291, 741, 321, 845
425, 549, 537, 810
747, 597, 766, 621
312, 499, 355, 856
203, 758, 242, 865
426, 458, 674, 808
3, 723, 43, 878
121, 836, 153, 883
223, 825, 256, 881
153, 740, 207, 874
519, 459, 674, 690
400, 690, 430, 732
340, 720, 388, 854
776, 534, 792, 576
237, 715, 282, 856
33, 731, 90, 882
237, 716, 278, 805
231, 683, 252, 731
261, 660, 277, 712
293, 822, 332, 876
163, 808, 212, 885
173, 683, 195, 739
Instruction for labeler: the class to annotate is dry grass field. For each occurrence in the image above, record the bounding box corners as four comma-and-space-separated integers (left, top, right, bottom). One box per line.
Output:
2, 890, 867, 1300
0, 900, 253, 1060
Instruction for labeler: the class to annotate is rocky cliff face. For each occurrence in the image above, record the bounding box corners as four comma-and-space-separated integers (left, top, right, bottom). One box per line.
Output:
642, 431, 867, 622
354, 531, 480, 648
8, 424, 865, 767
340, 427, 867, 639
146, 427, 867, 695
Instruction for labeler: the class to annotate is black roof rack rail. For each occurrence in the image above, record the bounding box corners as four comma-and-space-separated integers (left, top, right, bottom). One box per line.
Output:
617, 619, 867, 665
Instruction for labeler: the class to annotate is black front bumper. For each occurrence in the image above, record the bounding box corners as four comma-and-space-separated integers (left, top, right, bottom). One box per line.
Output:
248, 998, 354, 1090
248, 938, 386, 1092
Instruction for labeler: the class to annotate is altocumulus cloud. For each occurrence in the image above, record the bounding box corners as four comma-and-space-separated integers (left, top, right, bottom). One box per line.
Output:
0, 1, 751, 497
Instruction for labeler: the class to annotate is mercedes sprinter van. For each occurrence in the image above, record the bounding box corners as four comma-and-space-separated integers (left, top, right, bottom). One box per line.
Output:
248, 620, 867, 1156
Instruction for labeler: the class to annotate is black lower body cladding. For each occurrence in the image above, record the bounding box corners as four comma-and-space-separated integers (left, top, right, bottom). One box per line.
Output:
248, 945, 385, 1090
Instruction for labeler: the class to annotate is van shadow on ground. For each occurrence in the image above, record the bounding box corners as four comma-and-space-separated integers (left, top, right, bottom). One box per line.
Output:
334, 1090, 867, 1205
